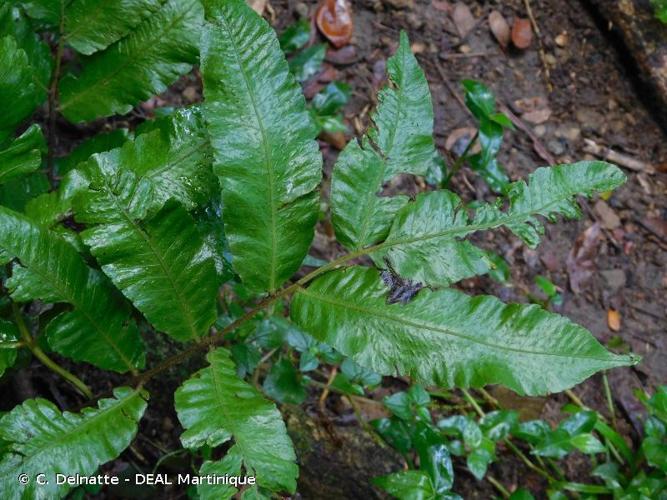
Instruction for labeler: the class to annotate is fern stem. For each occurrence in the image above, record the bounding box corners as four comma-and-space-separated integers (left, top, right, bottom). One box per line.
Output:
12, 303, 93, 399
602, 372, 618, 430
461, 388, 485, 418
46, 0, 66, 186
462, 388, 557, 484
485, 475, 510, 498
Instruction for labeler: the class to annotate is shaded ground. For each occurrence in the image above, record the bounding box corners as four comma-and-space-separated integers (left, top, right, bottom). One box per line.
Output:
3, 0, 665, 498
270, 0, 667, 496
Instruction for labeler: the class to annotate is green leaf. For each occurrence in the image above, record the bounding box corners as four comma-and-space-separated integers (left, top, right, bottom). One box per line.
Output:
0, 387, 148, 500
372, 191, 490, 287
174, 348, 298, 493
63, 0, 162, 55
0, 171, 49, 212
288, 43, 325, 82
0, 319, 19, 378
197, 453, 243, 500
0, 124, 45, 185
312, 82, 351, 116
372, 417, 413, 455
570, 433, 606, 454
263, 358, 307, 405
19, 0, 68, 26
279, 18, 310, 53
201, 0, 322, 292
0, 36, 44, 141
374, 470, 437, 500
74, 154, 218, 341
55, 128, 130, 176
131, 106, 218, 210
59, 0, 203, 122
652, 0, 667, 23
331, 31, 436, 250
437, 415, 482, 448
466, 438, 495, 480
291, 266, 638, 396
371, 162, 626, 287
25, 169, 89, 228
467, 118, 509, 193
480, 410, 518, 441
414, 422, 454, 494
0, 206, 145, 372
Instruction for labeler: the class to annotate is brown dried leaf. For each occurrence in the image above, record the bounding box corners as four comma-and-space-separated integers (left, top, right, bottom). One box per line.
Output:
607, 309, 621, 331
566, 223, 601, 294
325, 45, 358, 65
511, 17, 533, 49
488, 10, 510, 49
432, 0, 452, 13
522, 108, 552, 125
452, 3, 475, 38
316, 0, 354, 49
246, 0, 267, 15
445, 127, 479, 156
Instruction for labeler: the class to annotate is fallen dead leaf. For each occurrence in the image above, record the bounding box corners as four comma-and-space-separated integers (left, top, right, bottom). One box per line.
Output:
325, 45, 358, 65
445, 127, 479, 156
320, 130, 347, 150
594, 199, 621, 230
411, 42, 427, 54
452, 3, 475, 38
488, 10, 510, 49
432, 0, 452, 12
513, 96, 548, 113
566, 223, 601, 294
522, 108, 552, 124
316, 0, 354, 48
246, 0, 267, 15
511, 17, 532, 49
555, 31, 569, 47
607, 309, 621, 331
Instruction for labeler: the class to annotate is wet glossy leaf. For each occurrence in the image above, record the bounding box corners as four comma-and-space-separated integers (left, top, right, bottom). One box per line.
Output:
0, 125, 45, 185
202, 0, 322, 293
331, 31, 436, 249
59, 0, 202, 122
0, 206, 145, 372
263, 358, 307, 404
374, 470, 437, 500
291, 266, 637, 396
175, 348, 298, 492
289, 43, 326, 82
63, 0, 162, 55
0, 387, 147, 500
0, 319, 19, 378
279, 19, 311, 53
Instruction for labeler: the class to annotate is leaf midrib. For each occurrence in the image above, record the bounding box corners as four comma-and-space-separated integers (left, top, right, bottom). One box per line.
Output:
101, 180, 200, 340
297, 287, 623, 362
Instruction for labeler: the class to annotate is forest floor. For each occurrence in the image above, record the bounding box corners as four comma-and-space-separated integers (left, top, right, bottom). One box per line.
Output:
268, 0, 667, 497
5, 0, 665, 498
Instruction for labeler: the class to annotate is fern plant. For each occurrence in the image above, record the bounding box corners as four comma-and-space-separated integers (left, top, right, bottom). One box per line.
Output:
0, 0, 639, 498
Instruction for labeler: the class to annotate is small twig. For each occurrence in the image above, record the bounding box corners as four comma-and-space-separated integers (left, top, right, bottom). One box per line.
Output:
440, 51, 495, 60
499, 103, 556, 165
12, 302, 93, 399
565, 389, 587, 409
46, 2, 66, 186
523, 0, 553, 93
461, 388, 485, 418
486, 475, 511, 498
602, 372, 618, 431
583, 139, 656, 174
433, 61, 468, 113
252, 347, 278, 387
444, 131, 478, 186
318, 366, 338, 411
